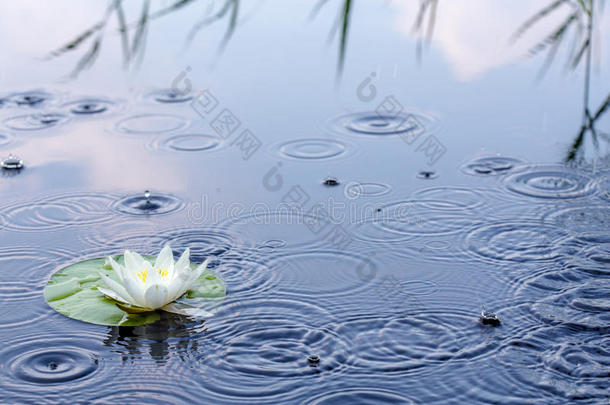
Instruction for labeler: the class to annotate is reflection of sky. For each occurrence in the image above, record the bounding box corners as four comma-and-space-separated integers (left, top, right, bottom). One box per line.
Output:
0, 1, 608, 201
392, 0, 610, 81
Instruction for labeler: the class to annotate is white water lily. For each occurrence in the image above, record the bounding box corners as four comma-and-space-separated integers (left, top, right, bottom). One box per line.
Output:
98, 246, 208, 311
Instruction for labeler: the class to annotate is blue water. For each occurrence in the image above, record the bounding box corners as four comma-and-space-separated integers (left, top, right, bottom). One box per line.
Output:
0, 1, 609, 403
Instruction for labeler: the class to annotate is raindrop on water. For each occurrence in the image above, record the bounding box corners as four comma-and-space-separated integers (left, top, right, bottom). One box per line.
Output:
1, 153, 24, 170
479, 308, 501, 326
307, 354, 320, 365
323, 177, 340, 186
417, 170, 438, 180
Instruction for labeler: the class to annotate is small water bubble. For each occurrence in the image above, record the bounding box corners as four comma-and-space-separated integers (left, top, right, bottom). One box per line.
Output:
144, 190, 151, 202
1, 153, 24, 170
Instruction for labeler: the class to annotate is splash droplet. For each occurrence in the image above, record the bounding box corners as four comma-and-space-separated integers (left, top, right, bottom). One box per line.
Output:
1, 154, 24, 170
323, 177, 340, 186
417, 170, 438, 180
479, 308, 500, 326
307, 354, 320, 365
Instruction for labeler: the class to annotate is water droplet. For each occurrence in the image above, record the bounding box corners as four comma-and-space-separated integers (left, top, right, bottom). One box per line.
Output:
147, 89, 193, 103
307, 354, 320, 365
68, 99, 112, 115
417, 170, 438, 179
8, 91, 53, 107
479, 309, 501, 326
1, 154, 24, 170
461, 156, 522, 176
323, 177, 340, 186
112, 193, 184, 216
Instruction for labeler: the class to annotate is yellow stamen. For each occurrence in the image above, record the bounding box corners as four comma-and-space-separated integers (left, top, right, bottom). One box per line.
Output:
136, 269, 148, 283
157, 268, 168, 277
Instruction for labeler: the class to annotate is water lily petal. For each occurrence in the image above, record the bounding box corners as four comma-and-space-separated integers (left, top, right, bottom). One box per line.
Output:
97, 286, 131, 304
166, 276, 189, 302
122, 272, 148, 307
148, 261, 164, 285
123, 250, 142, 275
143, 284, 170, 309
98, 272, 135, 304
172, 248, 190, 281
154, 245, 174, 271
107, 256, 128, 284
187, 259, 209, 286
175, 248, 190, 271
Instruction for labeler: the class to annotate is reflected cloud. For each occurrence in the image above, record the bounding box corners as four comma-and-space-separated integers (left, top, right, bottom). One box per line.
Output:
392, 0, 609, 81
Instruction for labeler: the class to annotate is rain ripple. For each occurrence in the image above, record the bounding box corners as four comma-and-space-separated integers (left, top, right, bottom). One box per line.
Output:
0, 332, 115, 404
504, 165, 597, 199
0, 192, 118, 232
4, 112, 68, 131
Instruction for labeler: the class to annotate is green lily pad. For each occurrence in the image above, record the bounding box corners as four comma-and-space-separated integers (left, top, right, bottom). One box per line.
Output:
44, 255, 226, 326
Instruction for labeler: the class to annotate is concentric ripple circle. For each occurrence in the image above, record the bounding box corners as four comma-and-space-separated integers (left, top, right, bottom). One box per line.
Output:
0, 246, 78, 293
153, 133, 223, 152
222, 210, 331, 249
6, 90, 54, 107
308, 388, 415, 404
0, 332, 115, 402
211, 254, 278, 297
115, 114, 188, 134
504, 165, 597, 199
488, 326, 610, 402
111, 193, 184, 216
333, 310, 495, 377
344, 182, 391, 199
329, 111, 437, 137
65, 98, 115, 115
351, 199, 483, 242
146, 88, 193, 103
4, 113, 68, 130
460, 156, 523, 176
266, 250, 377, 298
194, 295, 341, 401
543, 205, 610, 235
78, 224, 238, 261
529, 279, 610, 331
273, 138, 350, 161
11, 349, 98, 383
0, 192, 117, 232
464, 221, 571, 263
410, 186, 489, 211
